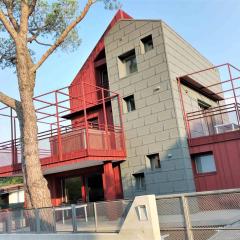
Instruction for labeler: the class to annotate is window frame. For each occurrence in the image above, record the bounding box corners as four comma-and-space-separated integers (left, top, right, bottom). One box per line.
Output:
87, 117, 99, 129
133, 173, 146, 191
193, 152, 217, 175
123, 95, 136, 113
140, 35, 154, 54
118, 49, 138, 78
147, 153, 161, 171
198, 99, 211, 110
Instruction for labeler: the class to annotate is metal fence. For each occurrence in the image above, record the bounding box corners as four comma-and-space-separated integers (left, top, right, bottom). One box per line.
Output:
0, 199, 132, 234
156, 189, 240, 240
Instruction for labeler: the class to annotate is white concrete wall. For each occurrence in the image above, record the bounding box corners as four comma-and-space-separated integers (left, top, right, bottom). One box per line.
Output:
9, 190, 24, 204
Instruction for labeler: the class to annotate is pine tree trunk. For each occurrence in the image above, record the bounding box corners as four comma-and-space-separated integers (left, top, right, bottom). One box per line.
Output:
19, 88, 52, 209
15, 43, 54, 231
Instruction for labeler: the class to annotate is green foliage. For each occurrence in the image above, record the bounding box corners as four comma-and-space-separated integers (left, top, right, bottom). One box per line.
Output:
28, 0, 81, 50
0, 177, 23, 187
0, 0, 121, 69
103, 0, 122, 9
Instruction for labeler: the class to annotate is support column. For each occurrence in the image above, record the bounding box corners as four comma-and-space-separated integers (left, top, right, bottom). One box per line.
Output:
102, 161, 116, 201
81, 176, 87, 202
47, 176, 62, 206
113, 163, 123, 199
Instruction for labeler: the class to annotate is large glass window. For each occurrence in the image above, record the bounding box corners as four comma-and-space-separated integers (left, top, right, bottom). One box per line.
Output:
194, 153, 216, 174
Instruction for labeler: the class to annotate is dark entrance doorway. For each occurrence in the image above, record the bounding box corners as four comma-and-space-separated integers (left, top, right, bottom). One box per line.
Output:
96, 65, 109, 89
64, 177, 83, 204
86, 174, 104, 202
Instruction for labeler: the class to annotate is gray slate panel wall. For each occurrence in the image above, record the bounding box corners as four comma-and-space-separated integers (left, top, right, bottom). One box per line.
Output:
161, 21, 222, 138
105, 19, 198, 198
161, 21, 222, 189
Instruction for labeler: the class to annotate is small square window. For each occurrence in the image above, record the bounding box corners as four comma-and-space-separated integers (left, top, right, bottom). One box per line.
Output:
194, 153, 216, 174
133, 173, 145, 191
141, 35, 154, 53
147, 153, 161, 171
87, 117, 99, 129
118, 49, 138, 78
123, 95, 136, 113
198, 99, 211, 110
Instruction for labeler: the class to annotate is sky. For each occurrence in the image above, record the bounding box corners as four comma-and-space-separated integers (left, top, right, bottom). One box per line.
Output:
0, 0, 240, 139
1, 0, 240, 99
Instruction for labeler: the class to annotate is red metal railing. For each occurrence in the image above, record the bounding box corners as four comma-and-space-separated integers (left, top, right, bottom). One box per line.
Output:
187, 103, 240, 138
0, 81, 126, 173
177, 63, 240, 139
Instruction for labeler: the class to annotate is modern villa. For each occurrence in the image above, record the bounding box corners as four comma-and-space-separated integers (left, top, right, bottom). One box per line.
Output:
0, 10, 240, 206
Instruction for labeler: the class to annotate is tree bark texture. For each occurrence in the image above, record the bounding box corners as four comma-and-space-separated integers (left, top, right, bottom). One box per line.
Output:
15, 42, 52, 210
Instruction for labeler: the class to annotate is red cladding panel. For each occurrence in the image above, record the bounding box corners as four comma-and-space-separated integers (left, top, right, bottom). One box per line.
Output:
189, 131, 240, 192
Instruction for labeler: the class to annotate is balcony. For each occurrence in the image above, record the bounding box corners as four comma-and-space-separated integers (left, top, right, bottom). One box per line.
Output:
187, 103, 240, 138
177, 63, 240, 141
0, 82, 126, 176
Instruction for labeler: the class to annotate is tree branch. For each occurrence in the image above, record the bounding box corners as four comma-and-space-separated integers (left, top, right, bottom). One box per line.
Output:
32, 0, 95, 72
33, 39, 52, 47
20, 0, 29, 36
0, 10, 17, 40
3, 0, 19, 31
28, 34, 52, 47
28, 0, 37, 17
0, 91, 20, 110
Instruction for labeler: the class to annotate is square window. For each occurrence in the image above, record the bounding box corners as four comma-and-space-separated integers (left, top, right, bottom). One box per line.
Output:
147, 153, 161, 171
123, 95, 136, 113
194, 153, 216, 174
118, 49, 138, 78
141, 35, 154, 53
198, 99, 211, 110
87, 117, 99, 129
133, 173, 145, 191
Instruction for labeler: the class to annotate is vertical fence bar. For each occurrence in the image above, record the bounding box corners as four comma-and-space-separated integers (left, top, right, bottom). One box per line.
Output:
181, 196, 193, 240
52, 207, 56, 232
6, 212, 12, 233
117, 95, 126, 152
13, 117, 17, 163
81, 82, 89, 154
228, 64, 240, 126
35, 208, 41, 233
102, 88, 109, 150
71, 205, 77, 232
10, 108, 15, 165
55, 91, 63, 161
94, 202, 98, 232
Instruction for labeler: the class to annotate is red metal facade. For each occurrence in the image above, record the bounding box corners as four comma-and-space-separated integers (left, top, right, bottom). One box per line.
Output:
178, 64, 240, 192
189, 131, 240, 192
69, 10, 132, 112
